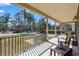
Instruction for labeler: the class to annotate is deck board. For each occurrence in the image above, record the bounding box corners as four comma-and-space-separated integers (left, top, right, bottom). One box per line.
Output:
18, 42, 54, 56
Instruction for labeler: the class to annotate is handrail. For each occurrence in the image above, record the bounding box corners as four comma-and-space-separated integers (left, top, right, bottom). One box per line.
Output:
0, 34, 36, 39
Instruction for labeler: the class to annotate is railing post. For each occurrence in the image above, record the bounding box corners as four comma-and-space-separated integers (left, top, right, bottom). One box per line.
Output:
0, 38, 2, 56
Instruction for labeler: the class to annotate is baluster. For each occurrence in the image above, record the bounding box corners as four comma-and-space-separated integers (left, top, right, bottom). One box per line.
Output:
4, 38, 6, 56
8, 37, 10, 56
25, 35, 27, 50
17, 36, 19, 54
23, 35, 25, 51
18, 36, 20, 53
23, 35, 25, 56
24, 35, 26, 51
15, 37, 16, 54
12, 37, 14, 56
20, 36, 21, 52
21, 35, 23, 52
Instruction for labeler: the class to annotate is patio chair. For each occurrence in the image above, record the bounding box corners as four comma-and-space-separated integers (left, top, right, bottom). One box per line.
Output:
58, 32, 72, 48
50, 32, 72, 56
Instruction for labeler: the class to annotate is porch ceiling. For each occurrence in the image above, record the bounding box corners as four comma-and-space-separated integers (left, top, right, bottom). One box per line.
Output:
14, 3, 78, 23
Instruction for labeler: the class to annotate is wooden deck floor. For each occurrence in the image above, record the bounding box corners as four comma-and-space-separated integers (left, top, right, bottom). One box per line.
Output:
16, 42, 56, 56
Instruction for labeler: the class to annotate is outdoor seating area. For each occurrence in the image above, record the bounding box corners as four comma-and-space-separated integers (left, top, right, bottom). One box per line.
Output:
15, 33, 74, 56
0, 3, 79, 56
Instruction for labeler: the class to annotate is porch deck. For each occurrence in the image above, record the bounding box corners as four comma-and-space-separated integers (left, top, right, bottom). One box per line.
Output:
17, 34, 79, 56
17, 41, 56, 56
16, 35, 65, 56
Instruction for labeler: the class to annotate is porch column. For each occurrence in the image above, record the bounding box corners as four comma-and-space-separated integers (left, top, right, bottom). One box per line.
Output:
45, 17, 48, 41
76, 21, 79, 48
60, 24, 63, 34
72, 23, 74, 32
74, 4, 79, 48
55, 21, 57, 36
75, 22, 77, 43
64, 24, 67, 33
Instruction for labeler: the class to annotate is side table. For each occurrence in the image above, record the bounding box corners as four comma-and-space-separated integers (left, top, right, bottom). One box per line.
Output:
50, 46, 72, 56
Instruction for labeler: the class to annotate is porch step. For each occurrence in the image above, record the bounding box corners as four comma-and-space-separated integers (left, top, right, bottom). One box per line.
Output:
18, 42, 54, 56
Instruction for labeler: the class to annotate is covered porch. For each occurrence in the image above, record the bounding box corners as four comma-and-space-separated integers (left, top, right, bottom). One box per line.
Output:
0, 3, 79, 56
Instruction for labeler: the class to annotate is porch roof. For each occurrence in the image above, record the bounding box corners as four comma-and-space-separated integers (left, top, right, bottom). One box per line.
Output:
14, 3, 79, 23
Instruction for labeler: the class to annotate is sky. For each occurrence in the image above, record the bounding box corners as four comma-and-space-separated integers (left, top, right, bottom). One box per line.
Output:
0, 3, 57, 25
0, 3, 22, 17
